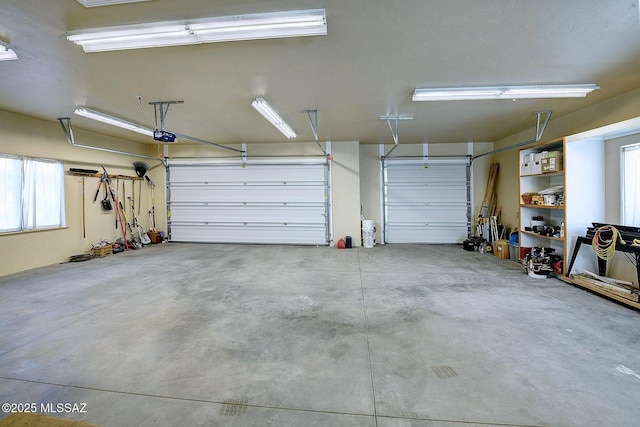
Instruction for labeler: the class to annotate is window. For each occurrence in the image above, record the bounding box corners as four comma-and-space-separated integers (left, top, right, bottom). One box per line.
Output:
0, 154, 66, 233
622, 143, 640, 227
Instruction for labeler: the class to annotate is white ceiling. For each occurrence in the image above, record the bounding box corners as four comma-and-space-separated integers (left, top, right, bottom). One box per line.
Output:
1, 0, 639, 146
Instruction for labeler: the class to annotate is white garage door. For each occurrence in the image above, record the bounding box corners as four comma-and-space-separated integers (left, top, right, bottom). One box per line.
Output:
167, 159, 329, 245
384, 159, 470, 243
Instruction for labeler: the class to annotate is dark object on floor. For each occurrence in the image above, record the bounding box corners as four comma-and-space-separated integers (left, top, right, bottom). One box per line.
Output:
69, 253, 94, 262
463, 237, 485, 251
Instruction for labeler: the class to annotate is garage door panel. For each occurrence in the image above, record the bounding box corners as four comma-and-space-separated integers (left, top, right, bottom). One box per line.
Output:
170, 164, 324, 183
170, 185, 325, 203
384, 161, 469, 244
386, 166, 465, 180
386, 187, 467, 201
170, 223, 326, 244
386, 224, 468, 244
168, 161, 328, 245
170, 204, 326, 223
388, 206, 468, 223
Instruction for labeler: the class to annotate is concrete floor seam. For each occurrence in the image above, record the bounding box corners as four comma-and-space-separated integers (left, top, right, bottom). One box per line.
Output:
0, 376, 377, 420
375, 413, 550, 427
357, 248, 379, 427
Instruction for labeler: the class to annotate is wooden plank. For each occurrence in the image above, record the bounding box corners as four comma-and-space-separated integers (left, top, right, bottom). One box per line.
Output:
569, 274, 640, 308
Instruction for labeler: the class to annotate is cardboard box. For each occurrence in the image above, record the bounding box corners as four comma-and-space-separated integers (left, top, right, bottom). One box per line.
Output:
494, 240, 510, 259
147, 230, 163, 244
541, 151, 563, 173
520, 162, 532, 176
532, 160, 542, 175
92, 245, 112, 257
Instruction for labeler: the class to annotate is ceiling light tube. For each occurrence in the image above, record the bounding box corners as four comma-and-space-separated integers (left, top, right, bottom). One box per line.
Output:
0, 43, 18, 61
251, 98, 296, 139
76, 0, 152, 7
74, 107, 154, 137
412, 84, 600, 101
66, 9, 326, 52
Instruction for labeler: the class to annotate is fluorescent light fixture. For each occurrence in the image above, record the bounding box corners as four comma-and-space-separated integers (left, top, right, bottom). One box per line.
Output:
412, 84, 600, 101
251, 98, 296, 139
0, 43, 18, 61
76, 0, 151, 7
66, 8, 327, 52
74, 107, 154, 137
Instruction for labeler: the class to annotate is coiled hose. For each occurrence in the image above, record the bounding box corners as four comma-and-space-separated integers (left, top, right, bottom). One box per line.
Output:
592, 225, 626, 261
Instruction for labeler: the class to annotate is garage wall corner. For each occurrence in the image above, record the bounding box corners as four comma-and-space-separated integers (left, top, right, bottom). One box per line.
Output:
331, 141, 361, 246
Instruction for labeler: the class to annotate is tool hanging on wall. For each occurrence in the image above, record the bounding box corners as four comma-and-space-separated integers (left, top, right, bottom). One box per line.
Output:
81, 176, 86, 238
119, 199, 141, 249
129, 196, 151, 245
138, 179, 142, 216
101, 170, 112, 210
145, 175, 156, 231
102, 166, 129, 249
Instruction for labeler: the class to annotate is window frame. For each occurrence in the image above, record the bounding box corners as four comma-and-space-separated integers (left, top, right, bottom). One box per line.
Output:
621, 142, 640, 227
0, 153, 66, 234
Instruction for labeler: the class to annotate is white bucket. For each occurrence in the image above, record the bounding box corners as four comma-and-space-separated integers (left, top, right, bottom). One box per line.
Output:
362, 220, 376, 248
362, 220, 376, 232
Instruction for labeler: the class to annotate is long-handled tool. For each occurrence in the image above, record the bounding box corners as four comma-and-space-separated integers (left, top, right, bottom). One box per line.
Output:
145, 175, 156, 231
129, 196, 151, 245
102, 166, 129, 249
119, 199, 142, 249
93, 169, 106, 202
81, 176, 86, 238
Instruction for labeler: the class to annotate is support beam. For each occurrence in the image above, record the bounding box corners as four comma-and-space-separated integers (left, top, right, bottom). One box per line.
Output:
472, 110, 553, 162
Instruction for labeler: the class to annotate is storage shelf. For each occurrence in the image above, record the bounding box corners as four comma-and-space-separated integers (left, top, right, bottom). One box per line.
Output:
520, 230, 564, 241
520, 204, 564, 210
520, 171, 564, 178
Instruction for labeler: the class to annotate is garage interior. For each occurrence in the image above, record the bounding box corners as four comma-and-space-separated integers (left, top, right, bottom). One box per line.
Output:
2, 1, 640, 426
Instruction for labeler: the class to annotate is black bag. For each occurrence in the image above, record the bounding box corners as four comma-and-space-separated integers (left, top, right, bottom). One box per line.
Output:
101, 185, 112, 210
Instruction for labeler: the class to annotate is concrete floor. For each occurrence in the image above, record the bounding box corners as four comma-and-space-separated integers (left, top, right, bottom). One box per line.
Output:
1, 243, 640, 426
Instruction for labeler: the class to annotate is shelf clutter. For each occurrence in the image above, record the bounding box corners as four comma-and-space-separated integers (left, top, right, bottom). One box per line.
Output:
518, 138, 566, 277
520, 149, 563, 175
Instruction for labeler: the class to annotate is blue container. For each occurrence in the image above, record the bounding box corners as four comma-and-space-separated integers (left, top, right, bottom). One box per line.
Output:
509, 232, 519, 245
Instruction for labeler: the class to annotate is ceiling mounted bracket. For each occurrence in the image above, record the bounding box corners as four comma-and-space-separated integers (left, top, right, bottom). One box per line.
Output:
146, 100, 244, 154
57, 117, 165, 163
534, 110, 552, 142
149, 100, 183, 131
301, 109, 327, 156
471, 110, 554, 163
380, 115, 413, 158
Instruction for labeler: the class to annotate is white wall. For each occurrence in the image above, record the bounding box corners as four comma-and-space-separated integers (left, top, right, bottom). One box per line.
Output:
331, 141, 362, 246
0, 109, 162, 277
